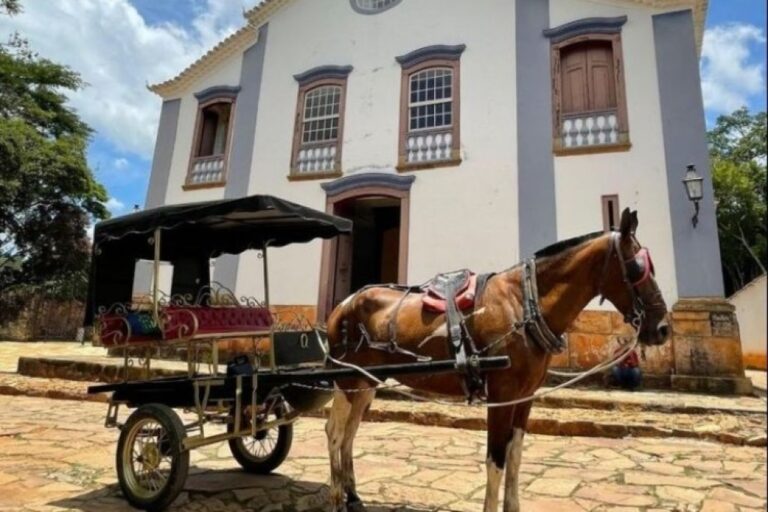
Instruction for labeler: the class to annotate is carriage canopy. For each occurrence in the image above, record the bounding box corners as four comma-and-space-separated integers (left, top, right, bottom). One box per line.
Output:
85, 195, 352, 325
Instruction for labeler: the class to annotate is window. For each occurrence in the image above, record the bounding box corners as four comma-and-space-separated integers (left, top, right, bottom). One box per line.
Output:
350, 0, 402, 14
602, 195, 619, 232
290, 66, 351, 179
185, 86, 239, 189
546, 17, 630, 155
397, 44, 464, 171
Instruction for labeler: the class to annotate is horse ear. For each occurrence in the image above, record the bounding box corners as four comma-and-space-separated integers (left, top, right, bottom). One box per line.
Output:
619, 208, 633, 238
631, 210, 639, 233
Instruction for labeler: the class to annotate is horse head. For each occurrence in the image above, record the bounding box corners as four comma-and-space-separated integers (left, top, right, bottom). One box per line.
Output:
599, 208, 669, 346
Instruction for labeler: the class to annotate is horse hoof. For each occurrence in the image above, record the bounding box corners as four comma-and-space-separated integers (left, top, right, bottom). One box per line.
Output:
346, 494, 367, 512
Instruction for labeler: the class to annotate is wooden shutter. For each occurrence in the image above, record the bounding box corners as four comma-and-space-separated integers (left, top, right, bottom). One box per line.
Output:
560, 41, 616, 114
586, 42, 616, 111
560, 45, 588, 114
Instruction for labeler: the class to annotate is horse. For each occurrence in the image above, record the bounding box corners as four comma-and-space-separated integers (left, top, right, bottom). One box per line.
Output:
323, 208, 669, 512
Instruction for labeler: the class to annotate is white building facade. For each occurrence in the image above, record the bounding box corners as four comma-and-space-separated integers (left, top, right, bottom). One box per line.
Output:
143, 0, 722, 321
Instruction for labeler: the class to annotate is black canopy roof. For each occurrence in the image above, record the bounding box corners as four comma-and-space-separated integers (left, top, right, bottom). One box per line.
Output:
85, 195, 351, 324
93, 195, 352, 260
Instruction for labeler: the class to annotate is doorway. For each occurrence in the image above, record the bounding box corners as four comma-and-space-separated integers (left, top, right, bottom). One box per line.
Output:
318, 191, 411, 320
332, 196, 401, 308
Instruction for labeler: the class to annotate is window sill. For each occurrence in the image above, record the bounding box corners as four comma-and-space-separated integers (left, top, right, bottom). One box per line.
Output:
553, 141, 631, 157
287, 171, 343, 182
397, 157, 462, 172
182, 181, 226, 191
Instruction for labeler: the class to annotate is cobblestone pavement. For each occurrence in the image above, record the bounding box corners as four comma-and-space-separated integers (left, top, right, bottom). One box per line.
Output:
0, 395, 766, 512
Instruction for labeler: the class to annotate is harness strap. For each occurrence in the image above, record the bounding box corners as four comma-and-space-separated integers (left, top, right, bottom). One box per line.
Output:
522, 259, 566, 354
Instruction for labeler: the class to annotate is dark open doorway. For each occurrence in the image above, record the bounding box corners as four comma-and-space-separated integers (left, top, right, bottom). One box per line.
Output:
331, 196, 401, 309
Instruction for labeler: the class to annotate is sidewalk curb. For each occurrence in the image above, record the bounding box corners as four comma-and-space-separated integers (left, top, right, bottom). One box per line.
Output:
17, 356, 765, 416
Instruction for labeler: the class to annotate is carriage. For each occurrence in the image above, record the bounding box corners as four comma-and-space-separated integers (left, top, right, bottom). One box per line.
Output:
84, 195, 509, 511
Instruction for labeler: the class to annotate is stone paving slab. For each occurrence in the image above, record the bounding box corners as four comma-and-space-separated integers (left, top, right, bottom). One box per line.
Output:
0, 395, 765, 512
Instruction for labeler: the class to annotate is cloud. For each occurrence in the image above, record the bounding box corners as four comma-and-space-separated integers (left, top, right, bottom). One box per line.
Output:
0, 0, 258, 158
701, 23, 766, 115
105, 197, 126, 214
113, 157, 130, 170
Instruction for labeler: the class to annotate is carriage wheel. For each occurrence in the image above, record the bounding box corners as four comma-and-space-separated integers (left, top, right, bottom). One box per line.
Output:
227, 403, 293, 474
116, 404, 189, 511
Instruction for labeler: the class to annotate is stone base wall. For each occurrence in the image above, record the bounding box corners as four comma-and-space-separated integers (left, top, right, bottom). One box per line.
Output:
0, 297, 84, 341
550, 299, 752, 394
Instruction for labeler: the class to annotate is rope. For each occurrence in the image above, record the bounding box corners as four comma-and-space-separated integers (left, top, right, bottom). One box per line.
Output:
309, 329, 640, 409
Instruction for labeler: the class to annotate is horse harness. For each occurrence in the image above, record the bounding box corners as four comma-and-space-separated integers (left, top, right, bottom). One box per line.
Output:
339, 231, 656, 404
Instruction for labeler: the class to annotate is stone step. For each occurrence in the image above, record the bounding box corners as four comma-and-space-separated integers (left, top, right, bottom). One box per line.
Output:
17, 356, 765, 417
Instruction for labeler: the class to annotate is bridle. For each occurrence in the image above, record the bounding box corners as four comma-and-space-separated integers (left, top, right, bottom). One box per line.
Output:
598, 232, 661, 331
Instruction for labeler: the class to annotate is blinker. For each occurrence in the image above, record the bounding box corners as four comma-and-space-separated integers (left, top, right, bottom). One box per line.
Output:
626, 248, 654, 286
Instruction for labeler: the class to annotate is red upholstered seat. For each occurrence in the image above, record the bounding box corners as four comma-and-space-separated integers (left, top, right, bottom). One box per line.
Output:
422, 273, 478, 314
98, 306, 274, 347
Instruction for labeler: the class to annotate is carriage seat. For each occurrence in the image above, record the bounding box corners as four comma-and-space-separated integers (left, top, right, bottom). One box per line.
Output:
421, 269, 477, 314
98, 305, 274, 347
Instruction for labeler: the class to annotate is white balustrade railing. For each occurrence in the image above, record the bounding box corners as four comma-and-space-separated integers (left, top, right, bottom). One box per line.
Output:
188, 155, 225, 184
561, 110, 619, 149
295, 144, 337, 174
405, 130, 453, 163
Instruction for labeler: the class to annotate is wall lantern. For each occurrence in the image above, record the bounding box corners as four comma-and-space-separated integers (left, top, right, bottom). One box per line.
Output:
682, 163, 704, 228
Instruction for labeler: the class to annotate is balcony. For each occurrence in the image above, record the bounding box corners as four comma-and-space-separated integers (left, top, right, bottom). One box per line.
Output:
292, 143, 339, 178
561, 110, 619, 149
405, 130, 453, 163
187, 155, 225, 186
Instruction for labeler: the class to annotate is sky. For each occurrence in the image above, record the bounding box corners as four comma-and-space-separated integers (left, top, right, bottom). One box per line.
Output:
0, 0, 765, 219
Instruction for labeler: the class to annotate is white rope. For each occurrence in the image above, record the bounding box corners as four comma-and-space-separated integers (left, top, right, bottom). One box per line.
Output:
314, 330, 640, 408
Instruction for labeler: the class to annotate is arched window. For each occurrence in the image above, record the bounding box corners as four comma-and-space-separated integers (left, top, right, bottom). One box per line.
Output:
396, 44, 464, 170
196, 102, 232, 157
350, 0, 402, 15
290, 65, 352, 179
185, 86, 239, 189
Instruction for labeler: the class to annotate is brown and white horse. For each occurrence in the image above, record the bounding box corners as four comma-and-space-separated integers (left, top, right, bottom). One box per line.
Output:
323, 209, 669, 512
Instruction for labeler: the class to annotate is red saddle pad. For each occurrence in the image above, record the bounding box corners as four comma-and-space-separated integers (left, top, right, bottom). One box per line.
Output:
422, 274, 478, 314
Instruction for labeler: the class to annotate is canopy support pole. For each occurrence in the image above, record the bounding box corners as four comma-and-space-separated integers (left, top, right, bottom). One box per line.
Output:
153, 228, 161, 327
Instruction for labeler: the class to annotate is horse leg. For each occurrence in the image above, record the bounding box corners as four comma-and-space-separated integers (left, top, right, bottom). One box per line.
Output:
503, 402, 533, 512
326, 388, 353, 511
341, 388, 376, 511
483, 405, 515, 512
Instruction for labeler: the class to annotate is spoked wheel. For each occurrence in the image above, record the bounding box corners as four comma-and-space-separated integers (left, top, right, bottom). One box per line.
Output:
116, 404, 189, 511
227, 402, 293, 474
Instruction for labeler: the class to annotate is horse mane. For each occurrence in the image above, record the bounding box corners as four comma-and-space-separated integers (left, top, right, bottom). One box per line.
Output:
534, 231, 605, 259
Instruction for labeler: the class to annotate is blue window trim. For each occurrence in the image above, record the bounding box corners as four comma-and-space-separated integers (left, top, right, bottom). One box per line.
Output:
193, 85, 241, 104
543, 16, 628, 43
293, 65, 354, 86
321, 172, 415, 197
395, 44, 466, 69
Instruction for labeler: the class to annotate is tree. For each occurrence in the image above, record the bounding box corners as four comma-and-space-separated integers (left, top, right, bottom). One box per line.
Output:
708, 107, 767, 295
0, 2, 108, 298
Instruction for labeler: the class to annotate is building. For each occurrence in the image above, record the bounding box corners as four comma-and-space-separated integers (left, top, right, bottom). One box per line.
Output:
141, 0, 750, 391
729, 275, 767, 370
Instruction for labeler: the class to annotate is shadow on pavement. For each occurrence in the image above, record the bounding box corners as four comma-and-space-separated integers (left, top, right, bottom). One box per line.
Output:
48, 467, 432, 512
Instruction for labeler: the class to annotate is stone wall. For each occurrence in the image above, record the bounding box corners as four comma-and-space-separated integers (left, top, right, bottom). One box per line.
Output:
551, 299, 752, 394
0, 297, 84, 341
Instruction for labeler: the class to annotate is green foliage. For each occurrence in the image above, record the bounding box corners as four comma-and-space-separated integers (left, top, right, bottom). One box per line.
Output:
0, 3, 108, 299
0, 0, 20, 16
708, 107, 767, 295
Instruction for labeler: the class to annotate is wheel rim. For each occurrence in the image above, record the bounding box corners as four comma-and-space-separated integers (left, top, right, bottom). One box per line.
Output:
122, 418, 173, 499
236, 419, 279, 461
